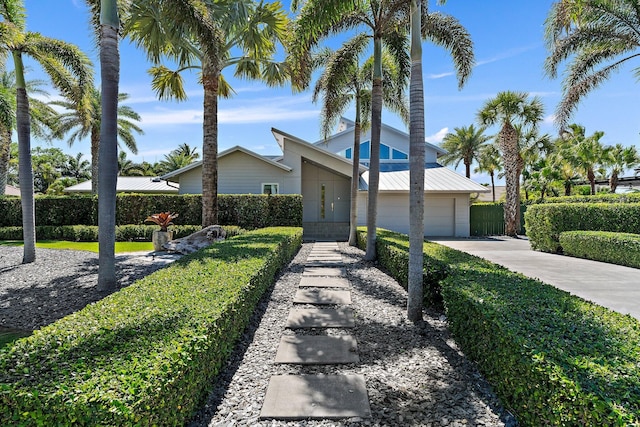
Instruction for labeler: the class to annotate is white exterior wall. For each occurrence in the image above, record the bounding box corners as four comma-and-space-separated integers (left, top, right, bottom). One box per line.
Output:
356, 192, 471, 237
177, 167, 204, 194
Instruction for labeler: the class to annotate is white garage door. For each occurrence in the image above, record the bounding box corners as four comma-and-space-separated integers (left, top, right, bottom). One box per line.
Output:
424, 198, 455, 236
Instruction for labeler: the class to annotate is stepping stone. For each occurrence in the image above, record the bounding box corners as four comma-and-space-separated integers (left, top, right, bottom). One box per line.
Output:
294, 289, 351, 305
305, 261, 345, 267
286, 308, 355, 328
274, 335, 359, 364
303, 267, 346, 277
260, 374, 371, 420
299, 276, 350, 288
307, 256, 343, 261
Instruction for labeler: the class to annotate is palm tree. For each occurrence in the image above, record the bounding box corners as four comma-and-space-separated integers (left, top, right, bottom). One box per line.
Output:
545, 0, 640, 129
291, 0, 473, 261
0, 0, 93, 263
562, 123, 607, 195
156, 149, 197, 175
604, 143, 638, 193
0, 69, 58, 195
64, 152, 91, 181
51, 87, 143, 193
173, 142, 199, 161
312, 39, 409, 246
478, 91, 544, 237
126, 0, 288, 227
474, 143, 503, 202
440, 124, 490, 178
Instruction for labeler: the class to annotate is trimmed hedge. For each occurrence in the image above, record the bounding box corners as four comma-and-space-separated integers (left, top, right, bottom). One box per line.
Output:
525, 202, 640, 253
0, 227, 302, 426
356, 227, 448, 307
359, 228, 640, 425
0, 224, 244, 242
0, 194, 303, 229
560, 231, 640, 269
541, 193, 640, 204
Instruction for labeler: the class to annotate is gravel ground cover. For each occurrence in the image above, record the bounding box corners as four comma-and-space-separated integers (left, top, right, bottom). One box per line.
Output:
189, 243, 517, 427
0, 247, 178, 331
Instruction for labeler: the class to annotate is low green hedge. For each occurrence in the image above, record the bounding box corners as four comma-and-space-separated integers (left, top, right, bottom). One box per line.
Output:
0, 224, 244, 242
356, 228, 449, 307
0, 194, 303, 229
0, 227, 302, 426
525, 202, 640, 253
560, 231, 640, 269
359, 228, 640, 425
541, 193, 640, 204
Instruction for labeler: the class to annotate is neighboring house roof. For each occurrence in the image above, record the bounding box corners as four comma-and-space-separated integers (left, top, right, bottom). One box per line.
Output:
4, 185, 20, 196
475, 185, 506, 202
161, 145, 292, 181
359, 167, 491, 193
313, 117, 448, 157
64, 177, 179, 193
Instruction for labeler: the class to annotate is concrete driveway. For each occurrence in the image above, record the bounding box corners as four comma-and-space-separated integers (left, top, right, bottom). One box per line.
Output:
429, 236, 640, 321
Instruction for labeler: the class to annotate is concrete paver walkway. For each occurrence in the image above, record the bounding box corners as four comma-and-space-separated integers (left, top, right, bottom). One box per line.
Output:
430, 236, 640, 320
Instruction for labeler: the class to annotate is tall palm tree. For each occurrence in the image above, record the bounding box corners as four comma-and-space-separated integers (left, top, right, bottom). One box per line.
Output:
474, 143, 502, 202
605, 143, 640, 192
478, 91, 544, 237
0, 0, 93, 263
0, 69, 58, 195
156, 149, 198, 175
51, 87, 143, 193
312, 38, 409, 246
545, 0, 640, 129
126, 0, 288, 227
173, 142, 199, 161
440, 124, 490, 178
292, 0, 473, 261
64, 152, 91, 181
562, 123, 607, 195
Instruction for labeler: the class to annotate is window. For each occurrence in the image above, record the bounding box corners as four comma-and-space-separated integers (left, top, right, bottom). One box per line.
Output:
345, 147, 352, 159
380, 143, 390, 160
392, 149, 408, 160
360, 141, 370, 159
262, 183, 279, 195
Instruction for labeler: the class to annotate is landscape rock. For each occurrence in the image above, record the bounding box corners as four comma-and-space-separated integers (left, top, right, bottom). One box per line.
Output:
163, 225, 226, 254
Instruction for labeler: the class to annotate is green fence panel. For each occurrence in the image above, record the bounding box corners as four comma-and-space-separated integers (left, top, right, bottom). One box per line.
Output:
470, 204, 526, 236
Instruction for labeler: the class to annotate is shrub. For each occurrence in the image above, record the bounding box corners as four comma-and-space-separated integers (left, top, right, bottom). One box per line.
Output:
0, 225, 244, 242
0, 227, 302, 426
541, 193, 640, 204
560, 231, 640, 269
0, 194, 303, 229
359, 227, 640, 425
525, 203, 640, 253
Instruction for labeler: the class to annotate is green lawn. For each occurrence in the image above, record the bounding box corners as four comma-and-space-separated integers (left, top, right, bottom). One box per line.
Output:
0, 240, 154, 253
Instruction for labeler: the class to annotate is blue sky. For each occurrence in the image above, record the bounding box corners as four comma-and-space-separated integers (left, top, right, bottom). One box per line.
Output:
20, 0, 640, 184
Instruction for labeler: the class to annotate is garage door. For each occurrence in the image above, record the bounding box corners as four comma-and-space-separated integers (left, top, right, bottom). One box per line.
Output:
424, 198, 455, 236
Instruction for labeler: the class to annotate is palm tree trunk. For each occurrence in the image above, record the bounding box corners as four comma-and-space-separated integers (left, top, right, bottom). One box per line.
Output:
408, 0, 425, 323
0, 126, 11, 196
499, 123, 519, 237
490, 172, 496, 202
13, 51, 36, 264
564, 181, 571, 196
588, 168, 596, 195
365, 37, 383, 261
348, 98, 362, 246
97, 1, 120, 292
91, 126, 100, 193
610, 172, 618, 193
201, 56, 218, 227
464, 160, 471, 178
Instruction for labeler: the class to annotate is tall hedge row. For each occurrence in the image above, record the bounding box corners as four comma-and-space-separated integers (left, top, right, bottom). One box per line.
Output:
0, 227, 302, 426
559, 231, 640, 269
540, 193, 640, 204
525, 202, 640, 252
0, 194, 302, 229
360, 228, 640, 425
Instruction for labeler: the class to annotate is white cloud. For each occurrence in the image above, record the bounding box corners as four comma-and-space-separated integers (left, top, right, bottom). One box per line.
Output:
425, 127, 449, 144
543, 114, 557, 125
426, 71, 454, 80
476, 44, 540, 67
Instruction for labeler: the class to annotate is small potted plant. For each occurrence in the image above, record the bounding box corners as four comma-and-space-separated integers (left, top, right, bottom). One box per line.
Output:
145, 212, 179, 251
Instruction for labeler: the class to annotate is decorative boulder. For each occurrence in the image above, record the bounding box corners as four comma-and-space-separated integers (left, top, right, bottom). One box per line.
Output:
162, 225, 226, 254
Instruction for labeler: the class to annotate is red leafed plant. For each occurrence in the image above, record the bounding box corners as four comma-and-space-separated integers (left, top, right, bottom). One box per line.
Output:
145, 212, 179, 232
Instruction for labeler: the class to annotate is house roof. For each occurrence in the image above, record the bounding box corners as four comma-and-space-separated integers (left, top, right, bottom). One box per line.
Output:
313, 117, 448, 157
359, 167, 491, 193
4, 184, 20, 196
64, 177, 179, 193
271, 127, 369, 175
161, 145, 292, 181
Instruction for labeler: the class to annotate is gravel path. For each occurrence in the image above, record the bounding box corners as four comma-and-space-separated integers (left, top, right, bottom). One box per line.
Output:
0, 246, 179, 331
189, 243, 517, 427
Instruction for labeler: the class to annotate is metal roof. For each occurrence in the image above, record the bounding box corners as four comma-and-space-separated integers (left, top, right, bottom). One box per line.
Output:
65, 177, 179, 193
360, 167, 491, 193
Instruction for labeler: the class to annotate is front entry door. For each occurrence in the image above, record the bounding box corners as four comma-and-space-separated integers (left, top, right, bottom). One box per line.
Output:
319, 182, 334, 222
319, 180, 350, 223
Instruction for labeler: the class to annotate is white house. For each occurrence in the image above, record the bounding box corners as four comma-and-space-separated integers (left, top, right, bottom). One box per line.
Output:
162, 118, 488, 239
